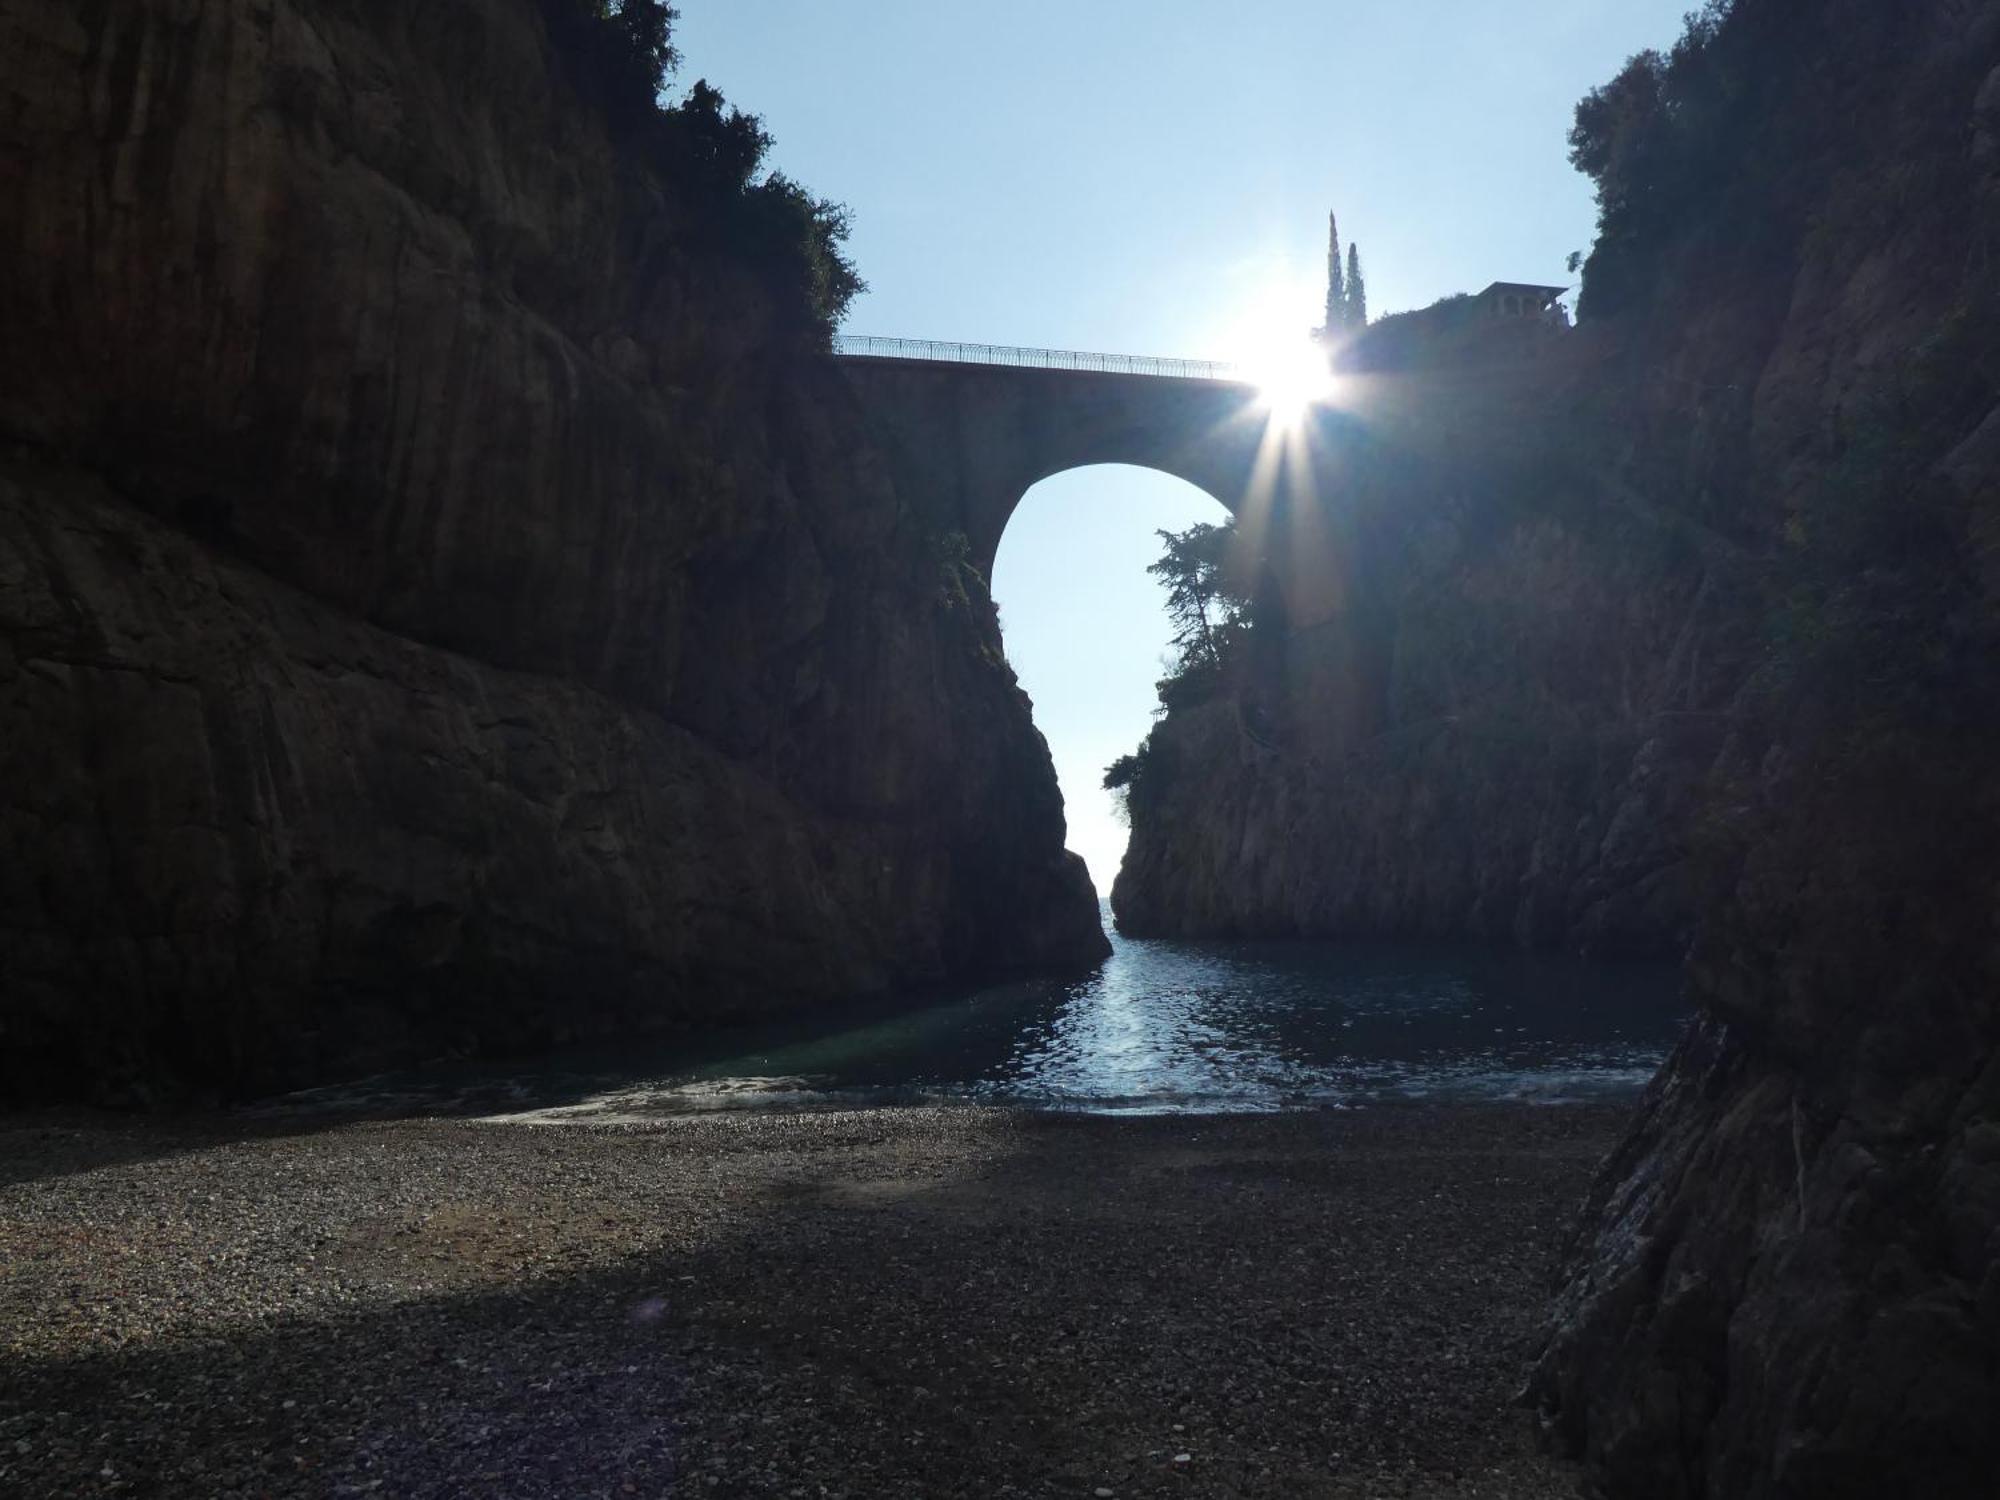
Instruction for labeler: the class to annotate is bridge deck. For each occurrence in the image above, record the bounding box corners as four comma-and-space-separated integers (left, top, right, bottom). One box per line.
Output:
833, 334, 1241, 383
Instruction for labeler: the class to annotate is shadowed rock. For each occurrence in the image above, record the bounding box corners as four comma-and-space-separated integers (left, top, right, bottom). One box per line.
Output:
0, 0, 1106, 1105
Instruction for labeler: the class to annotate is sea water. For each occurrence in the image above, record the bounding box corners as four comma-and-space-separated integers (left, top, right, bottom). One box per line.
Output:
265, 907, 1690, 1120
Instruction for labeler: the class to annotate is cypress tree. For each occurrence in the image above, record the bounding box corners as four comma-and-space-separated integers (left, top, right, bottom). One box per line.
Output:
1345, 243, 1368, 329
1323, 212, 1345, 338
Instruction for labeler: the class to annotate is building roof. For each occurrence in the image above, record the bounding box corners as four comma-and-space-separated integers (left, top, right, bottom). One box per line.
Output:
1478, 281, 1569, 299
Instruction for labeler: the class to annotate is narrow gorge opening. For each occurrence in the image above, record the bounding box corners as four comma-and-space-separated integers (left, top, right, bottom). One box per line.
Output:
988, 464, 1235, 900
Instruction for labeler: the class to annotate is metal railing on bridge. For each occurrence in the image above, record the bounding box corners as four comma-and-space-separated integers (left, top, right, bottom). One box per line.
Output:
833, 334, 1241, 382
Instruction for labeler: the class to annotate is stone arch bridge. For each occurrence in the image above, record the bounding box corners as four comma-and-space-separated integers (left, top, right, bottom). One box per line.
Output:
833, 336, 1300, 584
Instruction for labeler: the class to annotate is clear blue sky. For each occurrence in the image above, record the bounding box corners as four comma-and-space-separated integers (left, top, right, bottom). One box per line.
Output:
674, 0, 1695, 891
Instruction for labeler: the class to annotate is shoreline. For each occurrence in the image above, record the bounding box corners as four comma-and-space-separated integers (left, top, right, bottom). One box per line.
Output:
1, 1103, 1623, 1498
251, 1079, 1666, 1126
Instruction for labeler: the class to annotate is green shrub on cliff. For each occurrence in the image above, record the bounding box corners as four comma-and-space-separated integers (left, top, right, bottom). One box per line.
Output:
541, 0, 679, 128
1566, 0, 1799, 319
1102, 745, 1150, 825
541, 0, 863, 338
1104, 733, 1177, 826
1103, 521, 1257, 817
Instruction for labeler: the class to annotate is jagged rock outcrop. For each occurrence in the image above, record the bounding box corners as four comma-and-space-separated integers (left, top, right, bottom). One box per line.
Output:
0, 0, 1104, 1105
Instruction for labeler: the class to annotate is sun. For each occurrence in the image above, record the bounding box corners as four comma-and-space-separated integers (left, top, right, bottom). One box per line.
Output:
1207, 264, 1342, 425
1248, 337, 1338, 425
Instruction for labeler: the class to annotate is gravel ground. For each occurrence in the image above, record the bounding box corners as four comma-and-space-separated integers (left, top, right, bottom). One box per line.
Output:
0, 1104, 1621, 1498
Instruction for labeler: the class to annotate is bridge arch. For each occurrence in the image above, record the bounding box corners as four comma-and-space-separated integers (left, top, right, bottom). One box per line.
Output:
834, 339, 1367, 640
1007, 446, 1240, 542
834, 351, 1275, 579
835, 338, 1379, 884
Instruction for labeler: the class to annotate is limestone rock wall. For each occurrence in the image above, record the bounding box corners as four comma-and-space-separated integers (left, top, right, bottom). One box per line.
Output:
1527, 1, 2000, 1490
0, 0, 1105, 1104
1110, 360, 1744, 957
1112, 0, 2000, 1487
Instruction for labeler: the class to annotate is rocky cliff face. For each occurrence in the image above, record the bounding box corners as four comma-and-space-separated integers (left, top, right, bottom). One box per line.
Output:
0, 0, 1105, 1105
1116, 0, 2000, 1490
1112, 0, 2000, 1487
1111, 347, 1743, 957
1527, 2, 2000, 1493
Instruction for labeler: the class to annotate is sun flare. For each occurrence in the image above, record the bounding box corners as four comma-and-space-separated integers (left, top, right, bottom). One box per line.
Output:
1248, 337, 1338, 424
1204, 262, 1343, 426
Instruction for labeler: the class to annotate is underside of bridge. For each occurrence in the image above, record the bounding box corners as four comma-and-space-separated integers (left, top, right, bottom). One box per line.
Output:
836, 358, 1262, 571
829, 351, 1472, 773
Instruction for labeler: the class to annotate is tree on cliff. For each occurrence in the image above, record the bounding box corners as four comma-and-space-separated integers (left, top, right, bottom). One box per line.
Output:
1317, 212, 1369, 340
1105, 520, 1256, 817
1564, 0, 1779, 319
543, 0, 863, 334
669, 78, 771, 188
1150, 523, 1235, 671
1147, 522, 1253, 707
1322, 213, 1347, 337
1102, 743, 1152, 826
605, 0, 677, 94
544, 1, 679, 125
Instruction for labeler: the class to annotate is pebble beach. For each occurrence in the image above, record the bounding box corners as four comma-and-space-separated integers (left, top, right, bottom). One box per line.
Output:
0, 1104, 1623, 1498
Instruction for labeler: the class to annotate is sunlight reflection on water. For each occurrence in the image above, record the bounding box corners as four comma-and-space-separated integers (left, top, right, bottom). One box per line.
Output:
265, 910, 1691, 1121
950, 923, 1681, 1113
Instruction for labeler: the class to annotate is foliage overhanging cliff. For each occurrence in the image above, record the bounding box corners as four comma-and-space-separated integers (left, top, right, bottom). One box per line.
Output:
0, 0, 1105, 1105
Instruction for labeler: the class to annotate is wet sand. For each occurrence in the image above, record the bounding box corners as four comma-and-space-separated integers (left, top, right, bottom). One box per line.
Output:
0, 1104, 1620, 1498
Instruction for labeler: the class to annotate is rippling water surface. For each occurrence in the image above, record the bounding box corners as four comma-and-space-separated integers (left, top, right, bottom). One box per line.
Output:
271, 907, 1690, 1120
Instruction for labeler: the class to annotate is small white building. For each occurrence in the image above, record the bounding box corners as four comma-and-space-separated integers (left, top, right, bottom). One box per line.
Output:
1477, 282, 1571, 325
